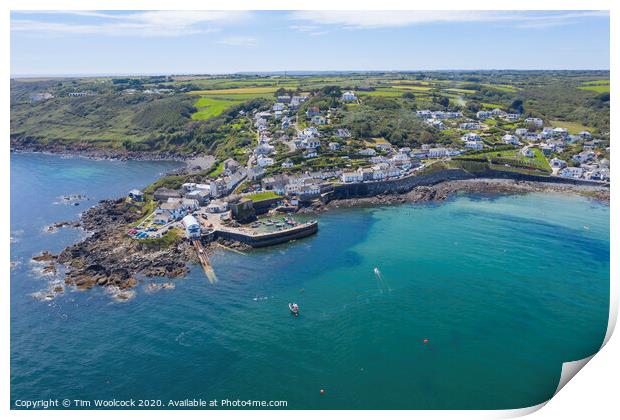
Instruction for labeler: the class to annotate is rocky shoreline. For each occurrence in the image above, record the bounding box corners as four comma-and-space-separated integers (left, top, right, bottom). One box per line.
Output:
31, 198, 198, 299
11, 137, 190, 162
299, 178, 610, 214
33, 177, 609, 300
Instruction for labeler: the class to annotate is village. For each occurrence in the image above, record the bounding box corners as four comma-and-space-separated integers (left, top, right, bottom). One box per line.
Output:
124, 87, 610, 242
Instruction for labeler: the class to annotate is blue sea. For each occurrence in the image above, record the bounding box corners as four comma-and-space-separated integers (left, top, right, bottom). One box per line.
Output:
10, 153, 610, 410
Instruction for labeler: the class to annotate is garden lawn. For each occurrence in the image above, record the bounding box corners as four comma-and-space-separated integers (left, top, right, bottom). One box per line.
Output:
247, 191, 281, 201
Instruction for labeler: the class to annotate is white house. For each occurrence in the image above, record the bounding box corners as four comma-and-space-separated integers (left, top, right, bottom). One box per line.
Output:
553, 127, 569, 137
300, 127, 319, 139
549, 158, 567, 169
465, 141, 483, 151
206, 200, 228, 213
426, 119, 444, 130
255, 143, 275, 155
342, 172, 364, 183
335, 128, 351, 138
256, 156, 275, 167
459, 122, 481, 130
182, 215, 201, 238
428, 148, 449, 158
341, 91, 357, 101
303, 148, 318, 159
572, 151, 595, 164
476, 110, 493, 119
311, 115, 327, 125
376, 143, 392, 152
302, 138, 321, 149
521, 147, 536, 158
391, 152, 411, 164
502, 134, 520, 145
462, 132, 481, 142
281, 160, 294, 168
329, 142, 341, 151
286, 183, 321, 197
559, 167, 584, 179
358, 148, 377, 156
525, 117, 544, 127
586, 169, 610, 181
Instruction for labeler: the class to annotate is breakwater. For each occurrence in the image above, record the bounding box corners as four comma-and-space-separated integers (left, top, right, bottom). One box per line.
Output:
211, 221, 318, 248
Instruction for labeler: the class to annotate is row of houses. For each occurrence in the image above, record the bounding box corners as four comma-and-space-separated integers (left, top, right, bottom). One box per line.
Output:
416, 110, 463, 120
253, 109, 278, 167
262, 172, 339, 198
476, 108, 520, 121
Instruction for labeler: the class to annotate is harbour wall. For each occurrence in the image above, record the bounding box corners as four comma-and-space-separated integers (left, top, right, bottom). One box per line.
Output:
252, 197, 281, 215
211, 221, 318, 248
330, 168, 607, 199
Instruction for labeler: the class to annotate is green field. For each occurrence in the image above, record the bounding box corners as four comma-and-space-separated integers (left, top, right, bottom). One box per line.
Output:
481, 83, 519, 93
579, 85, 609, 93
391, 85, 432, 92
11, 70, 610, 158
356, 88, 408, 97
578, 79, 609, 93
190, 86, 278, 95
481, 103, 503, 109
459, 148, 551, 172
549, 120, 594, 134
191, 97, 246, 120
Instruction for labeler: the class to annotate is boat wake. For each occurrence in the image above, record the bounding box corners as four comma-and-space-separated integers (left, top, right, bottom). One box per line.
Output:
374, 267, 392, 293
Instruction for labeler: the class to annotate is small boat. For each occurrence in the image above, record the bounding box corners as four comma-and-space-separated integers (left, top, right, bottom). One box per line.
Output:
289, 303, 299, 317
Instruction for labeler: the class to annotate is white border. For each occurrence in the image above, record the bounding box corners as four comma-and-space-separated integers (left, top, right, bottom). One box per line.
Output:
3, 0, 617, 418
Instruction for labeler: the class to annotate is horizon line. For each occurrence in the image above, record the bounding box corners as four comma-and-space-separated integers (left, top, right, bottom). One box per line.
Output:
11, 68, 612, 79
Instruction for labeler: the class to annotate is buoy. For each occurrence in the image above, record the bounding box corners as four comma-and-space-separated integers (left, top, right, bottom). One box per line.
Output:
423, 338, 429, 344
320, 389, 325, 395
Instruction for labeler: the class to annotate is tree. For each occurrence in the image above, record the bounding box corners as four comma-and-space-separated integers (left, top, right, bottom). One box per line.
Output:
274, 88, 288, 98
321, 85, 342, 98
435, 96, 450, 108
509, 99, 524, 114
402, 92, 415, 100
467, 101, 482, 113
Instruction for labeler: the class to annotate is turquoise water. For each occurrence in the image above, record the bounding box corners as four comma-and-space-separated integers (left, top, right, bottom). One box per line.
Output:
11, 153, 609, 409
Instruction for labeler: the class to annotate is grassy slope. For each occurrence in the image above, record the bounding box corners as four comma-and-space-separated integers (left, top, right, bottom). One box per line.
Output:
11, 72, 609, 156
11, 93, 195, 148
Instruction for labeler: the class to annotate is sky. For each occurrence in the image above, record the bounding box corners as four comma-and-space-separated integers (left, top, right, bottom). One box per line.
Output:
10, 10, 610, 76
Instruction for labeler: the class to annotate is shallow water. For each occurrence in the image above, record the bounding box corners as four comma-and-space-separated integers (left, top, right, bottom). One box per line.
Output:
10, 153, 609, 409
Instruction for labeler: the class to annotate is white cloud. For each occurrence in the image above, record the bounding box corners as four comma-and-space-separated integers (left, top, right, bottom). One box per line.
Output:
11, 10, 251, 37
216, 36, 257, 46
288, 10, 608, 29
289, 24, 329, 36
